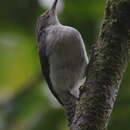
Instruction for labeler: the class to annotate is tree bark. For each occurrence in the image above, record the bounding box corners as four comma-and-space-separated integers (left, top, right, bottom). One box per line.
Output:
70, 0, 130, 130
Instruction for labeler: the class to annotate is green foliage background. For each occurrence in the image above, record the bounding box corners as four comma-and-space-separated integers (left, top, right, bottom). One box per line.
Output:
0, 0, 129, 130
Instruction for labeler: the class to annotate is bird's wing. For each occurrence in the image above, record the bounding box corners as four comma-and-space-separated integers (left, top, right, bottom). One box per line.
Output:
36, 22, 63, 105
39, 48, 76, 124
39, 45, 63, 105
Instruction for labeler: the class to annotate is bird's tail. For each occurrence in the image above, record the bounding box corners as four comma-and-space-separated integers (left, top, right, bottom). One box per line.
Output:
61, 93, 76, 126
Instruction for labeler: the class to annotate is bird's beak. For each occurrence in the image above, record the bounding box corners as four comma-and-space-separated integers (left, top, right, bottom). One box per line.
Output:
50, 0, 58, 15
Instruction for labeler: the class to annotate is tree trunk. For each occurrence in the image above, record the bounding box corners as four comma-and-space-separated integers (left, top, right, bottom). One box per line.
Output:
70, 0, 130, 130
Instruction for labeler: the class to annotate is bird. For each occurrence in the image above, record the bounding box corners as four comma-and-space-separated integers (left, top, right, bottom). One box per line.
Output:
36, 0, 89, 125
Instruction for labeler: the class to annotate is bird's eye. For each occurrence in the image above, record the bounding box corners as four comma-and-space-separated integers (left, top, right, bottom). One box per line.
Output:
46, 15, 50, 19
44, 14, 50, 19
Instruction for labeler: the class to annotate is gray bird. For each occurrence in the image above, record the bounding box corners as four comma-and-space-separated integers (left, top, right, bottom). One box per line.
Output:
36, 0, 89, 124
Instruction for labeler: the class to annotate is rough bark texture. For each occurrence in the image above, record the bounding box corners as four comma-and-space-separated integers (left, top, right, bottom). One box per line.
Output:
70, 0, 130, 130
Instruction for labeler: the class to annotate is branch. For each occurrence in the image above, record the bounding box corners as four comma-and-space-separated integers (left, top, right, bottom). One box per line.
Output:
71, 0, 130, 130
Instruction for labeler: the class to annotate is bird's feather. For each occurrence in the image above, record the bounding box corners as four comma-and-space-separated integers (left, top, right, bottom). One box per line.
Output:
39, 45, 63, 105
37, 26, 63, 105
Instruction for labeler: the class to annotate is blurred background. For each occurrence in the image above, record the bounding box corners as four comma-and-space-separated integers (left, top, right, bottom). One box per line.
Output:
0, 0, 130, 130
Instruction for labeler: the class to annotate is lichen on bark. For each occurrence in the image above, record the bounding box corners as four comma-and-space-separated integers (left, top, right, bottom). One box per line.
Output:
69, 0, 130, 130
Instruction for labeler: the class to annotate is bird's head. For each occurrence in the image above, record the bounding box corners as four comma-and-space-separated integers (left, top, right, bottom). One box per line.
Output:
37, 0, 59, 32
